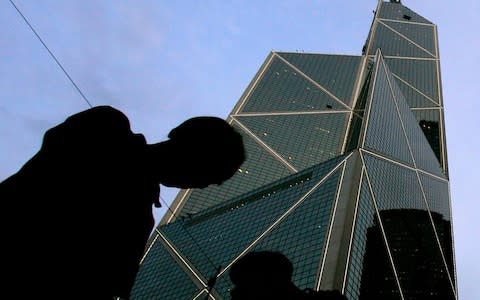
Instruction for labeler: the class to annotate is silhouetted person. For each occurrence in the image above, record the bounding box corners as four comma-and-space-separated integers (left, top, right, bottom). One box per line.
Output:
0, 105, 245, 300
229, 251, 348, 300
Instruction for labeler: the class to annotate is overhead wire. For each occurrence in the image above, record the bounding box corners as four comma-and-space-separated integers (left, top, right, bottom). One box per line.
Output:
158, 194, 225, 298
9, 0, 93, 108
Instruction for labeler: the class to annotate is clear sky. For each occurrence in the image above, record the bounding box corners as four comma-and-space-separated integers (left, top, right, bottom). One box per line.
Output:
1, 0, 478, 298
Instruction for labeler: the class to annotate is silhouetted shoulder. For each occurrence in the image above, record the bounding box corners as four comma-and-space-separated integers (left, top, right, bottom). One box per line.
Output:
62, 105, 131, 132
41, 106, 135, 154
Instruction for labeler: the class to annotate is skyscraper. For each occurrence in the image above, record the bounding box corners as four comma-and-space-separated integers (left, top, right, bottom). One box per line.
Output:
131, 1, 456, 299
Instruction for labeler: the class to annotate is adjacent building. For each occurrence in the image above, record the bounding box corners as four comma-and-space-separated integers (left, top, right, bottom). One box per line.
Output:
131, 1, 457, 299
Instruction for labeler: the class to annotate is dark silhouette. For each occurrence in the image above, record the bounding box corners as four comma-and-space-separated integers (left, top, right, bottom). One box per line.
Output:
229, 251, 348, 300
0, 105, 245, 300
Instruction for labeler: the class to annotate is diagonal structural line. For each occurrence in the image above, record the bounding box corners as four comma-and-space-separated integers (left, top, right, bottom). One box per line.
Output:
391, 73, 439, 106
9, 0, 93, 108
377, 17, 436, 27
143, 194, 230, 298
378, 20, 436, 58
232, 53, 275, 115
157, 230, 213, 296
164, 189, 193, 224
231, 117, 298, 172
275, 53, 352, 110
158, 195, 220, 271
360, 148, 447, 182
139, 234, 160, 264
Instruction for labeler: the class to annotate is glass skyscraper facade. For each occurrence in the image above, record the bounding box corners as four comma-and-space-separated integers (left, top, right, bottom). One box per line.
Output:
131, 1, 456, 299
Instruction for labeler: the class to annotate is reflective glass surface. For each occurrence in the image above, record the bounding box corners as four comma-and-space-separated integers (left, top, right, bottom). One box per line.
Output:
412, 109, 442, 163
382, 20, 436, 56
131, 238, 200, 300
236, 113, 349, 170
278, 53, 363, 106
369, 23, 433, 58
158, 156, 345, 298
250, 170, 341, 290
419, 173, 455, 280
378, 209, 455, 300
378, 2, 433, 25
364, 152, 426, 211
363, 153, 455, 299
392, 77, 439, 108
384, 58, 439, 103
180, 124, 293, 216
240, 56, 346, 113
344, 172, 402, 300
345, 62, 373, 152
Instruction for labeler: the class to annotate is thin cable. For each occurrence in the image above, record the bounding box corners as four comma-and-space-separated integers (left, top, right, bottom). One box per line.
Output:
9, 0, 93, 108
158, 195, 220, 271
159, 194, 228, 299
158, 195, 227, 297
11, 0, 226, 295
12, 1, 224, 292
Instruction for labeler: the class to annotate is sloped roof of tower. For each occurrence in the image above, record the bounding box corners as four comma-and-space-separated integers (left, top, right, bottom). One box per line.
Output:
378, 1, 434, 25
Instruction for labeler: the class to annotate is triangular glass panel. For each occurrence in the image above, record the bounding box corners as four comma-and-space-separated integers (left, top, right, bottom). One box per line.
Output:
162, 156, 346, 298
378, 2, 433, 24
278, 52, 363, 106
368, 23, 434, 58
236, 113, 349, 171
418, 174, 456, 282
384, 58, 440, 104
131, 238, 202, 300
179, 123, 293, 216
382, 20, 436, 56
344, 170, 402, 300
363, 153, 455, 299
363, 55, 415, 166
392, 74, 439, 108
384, 63, 445, 177
240, 55, 346, 113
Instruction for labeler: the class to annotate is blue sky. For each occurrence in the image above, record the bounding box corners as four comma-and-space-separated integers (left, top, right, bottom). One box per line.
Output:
1, 1, 478, 298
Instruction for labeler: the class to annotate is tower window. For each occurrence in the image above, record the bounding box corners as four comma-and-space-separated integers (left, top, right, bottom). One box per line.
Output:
403, 14, 411, 20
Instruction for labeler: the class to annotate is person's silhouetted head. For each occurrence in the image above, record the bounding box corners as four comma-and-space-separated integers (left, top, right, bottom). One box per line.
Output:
229, 251, 348, 300
229, 251, 297, 299
150, 116, 246, 189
